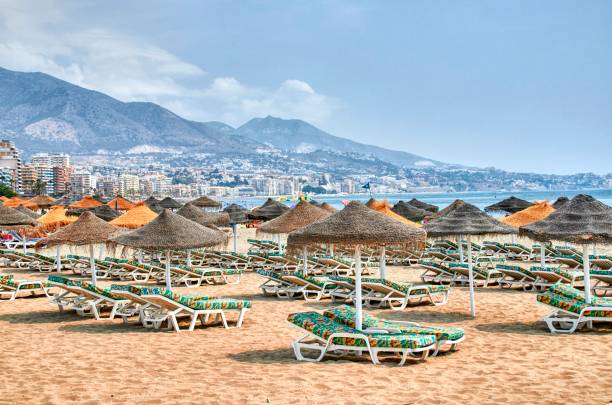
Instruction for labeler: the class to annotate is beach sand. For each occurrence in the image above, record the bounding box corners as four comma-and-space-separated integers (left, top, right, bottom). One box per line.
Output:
1, 232, 611, 404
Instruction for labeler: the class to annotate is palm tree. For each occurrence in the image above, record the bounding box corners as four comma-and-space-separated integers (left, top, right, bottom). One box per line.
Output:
33, 179, 47, 196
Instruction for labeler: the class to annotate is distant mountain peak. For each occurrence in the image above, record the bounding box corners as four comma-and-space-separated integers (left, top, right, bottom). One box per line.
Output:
0, 66, 448, 168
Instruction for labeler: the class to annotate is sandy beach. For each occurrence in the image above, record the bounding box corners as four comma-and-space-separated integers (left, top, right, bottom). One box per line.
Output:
1, 237, 611, 405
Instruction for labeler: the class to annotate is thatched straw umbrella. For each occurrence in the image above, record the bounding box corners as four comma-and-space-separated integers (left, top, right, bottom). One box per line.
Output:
67, 205, 121, 222
430, 199, 466, 220
70, 195, 103, 209
37, 212, 121, 285
0, 205, 38, 254
259, 200, 330, 235
52, 195, 74, 207
16, 205, 41, 219
143, 196, 160, 205
485, 196, 532, 214
391, 200, 429, 222
29, 195, 56, 211
223, 203, 249, 224
249, 198, 290, 221
320, 203, 337, 213
110, 202, 158, 229
425, 202, 516, 317
38, 206, 78, 231
500, 201, 555, 228
111, 209, 227, 289
190, 196, 222, 209
408, 198, 438, 213
177, 203, 230, 262
552, 197, 569, 209
288, 201, 426, 330
520, 194, 612, 306
159, 197, 182, 210
107, 196, 135, 211
0, 196, 8, 202
3, 196, 27, 208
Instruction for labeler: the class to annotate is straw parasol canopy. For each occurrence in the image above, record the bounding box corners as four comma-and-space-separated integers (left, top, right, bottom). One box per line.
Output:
425, 202, 517, 237
366, 199, 421, 228
0, 205, 37, 229
249, 198, 290, 221
69, 195, 103, 209
37, 206, 78, 230
223, 203, 249, 224
552, 197, 569, 209
3, 196, 28, 208
110, 202, 158, 229
143, 196, 160, 205
408, 198, 438, 213
429, 199, 466, 219
29, 195, 56, 209
391, 200, 430, 222
320, 202, 337, 213
107, 196, 135, 211
111, 209, 227, 251
177, 202, 230, 226
519, 194, 612, 244
0, 196, 8, 202
52, 195, 74, 207
258, 200, 331, 235
36, 212, 121, 248
16, 205, 41, 219
159, 196, 182, 210
500, 201, 555, 228
190, 196, 222, 208
485, 196, 532, 214
67, 205, 121, 222
287, 201, 426, 248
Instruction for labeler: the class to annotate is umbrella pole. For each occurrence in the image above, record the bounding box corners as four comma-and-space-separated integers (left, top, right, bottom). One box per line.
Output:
458, 237, 464, 263
89, 245, 97, 286
98, 244, 105, 260
467, 236, 476, 317
583, 245, 592, 304
186, 250, 192, 267
511, 234, 516, 244
540, 246, 545, 267
165, 250, 172, 290
232, 224, 238, 253
354, 245, 363, 331
56, 245, 61, 273
592, 243, 597, 255
23, 235, 27, 255
302, 247, 308, 274
379, 246, 386, 279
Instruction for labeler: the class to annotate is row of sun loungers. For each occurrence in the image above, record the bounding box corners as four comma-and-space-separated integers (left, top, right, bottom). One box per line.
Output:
287, 305, 465, 365
256, 270, 449, 308
0, 274, 50, 301
47, 275, 251, 332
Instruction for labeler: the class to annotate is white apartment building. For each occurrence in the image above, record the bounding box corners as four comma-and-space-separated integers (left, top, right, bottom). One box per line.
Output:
31, 153, 70, 167
118, 174, 140, 196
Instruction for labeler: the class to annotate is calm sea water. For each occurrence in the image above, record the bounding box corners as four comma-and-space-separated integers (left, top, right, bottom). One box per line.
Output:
223, 189, 612, 213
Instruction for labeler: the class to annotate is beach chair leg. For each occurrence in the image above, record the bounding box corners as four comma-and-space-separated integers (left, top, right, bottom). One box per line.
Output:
170, 314, 181, 332
292, 335, 328, 362
237, 308, 247, 327
188, 314, 198, 331
219, 311, 228, 328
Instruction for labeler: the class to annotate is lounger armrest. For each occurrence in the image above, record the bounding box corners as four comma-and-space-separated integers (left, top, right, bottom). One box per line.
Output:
363, 328, 390, 334
382, 320, 421, 327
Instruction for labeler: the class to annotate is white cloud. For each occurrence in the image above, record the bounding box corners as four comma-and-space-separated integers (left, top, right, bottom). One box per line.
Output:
0, 0, 337, 126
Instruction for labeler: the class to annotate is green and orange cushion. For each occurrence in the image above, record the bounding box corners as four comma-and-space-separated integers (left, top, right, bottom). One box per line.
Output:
546, 283, 612, 306
448, 262, 493, 278
496, 264, 536, 279
78, 282, 124, 300
553, 254, 583, 264
530, 266, 584, 281
361, 278, 448, 295
48, 275, 80, 286
328, 275, 356, 285
256, 269, 295, 280
418, 260, 448, 270
0, 274, 46, 290
323, 305, 464, 342
139, 288, 251, 310
537, 292, 612, 318
288, 311, 435, 349
281, 273, 336, 290
591, 269, 612, 277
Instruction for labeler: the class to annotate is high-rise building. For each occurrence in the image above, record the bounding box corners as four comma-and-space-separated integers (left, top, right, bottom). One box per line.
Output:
96, 176, 119, 197
53, 165, 73, 195
118, 174, 140, 197
71, 171, 93, 195
0, 140, 21, 192
19, 165, 37, 195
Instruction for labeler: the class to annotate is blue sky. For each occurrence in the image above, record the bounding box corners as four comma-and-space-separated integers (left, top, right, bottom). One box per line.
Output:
1, 0, 610, 174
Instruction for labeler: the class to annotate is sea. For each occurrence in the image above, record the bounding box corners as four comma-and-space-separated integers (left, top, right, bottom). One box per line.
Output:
223, 189, 612, 214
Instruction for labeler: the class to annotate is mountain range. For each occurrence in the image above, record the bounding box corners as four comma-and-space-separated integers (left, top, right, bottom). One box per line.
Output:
0, 67, 445, 167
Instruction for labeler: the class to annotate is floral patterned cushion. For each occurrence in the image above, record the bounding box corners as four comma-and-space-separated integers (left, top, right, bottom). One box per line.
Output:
530, 267, 584, 281
496, 264, 536, 279
591, 269, 612, 277
324, 305, 464, 342
547, 283, 612, 306
361, 278, 448, 295
140, 288, 251, 310
256, 269, 294, 279
79, 282, 123, 300
0, 274, 46, 290
48, 275, 79, 286
553, 255, 583, 264
328, 275, 356, 285
288, 311, 435, 349
537, 292, 612, 318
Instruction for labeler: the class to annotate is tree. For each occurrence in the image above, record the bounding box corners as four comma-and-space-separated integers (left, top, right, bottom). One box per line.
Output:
0, 183, 16, 198
32, 179, 47, 195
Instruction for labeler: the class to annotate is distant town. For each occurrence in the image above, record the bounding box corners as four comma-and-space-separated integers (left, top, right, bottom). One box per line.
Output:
0, 140, 609, 200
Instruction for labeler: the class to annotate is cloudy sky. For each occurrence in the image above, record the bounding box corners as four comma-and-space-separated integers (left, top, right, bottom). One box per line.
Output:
1, 0, 610, 174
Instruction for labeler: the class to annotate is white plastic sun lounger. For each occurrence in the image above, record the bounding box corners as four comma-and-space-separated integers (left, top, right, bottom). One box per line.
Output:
0, 276, 50, 301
